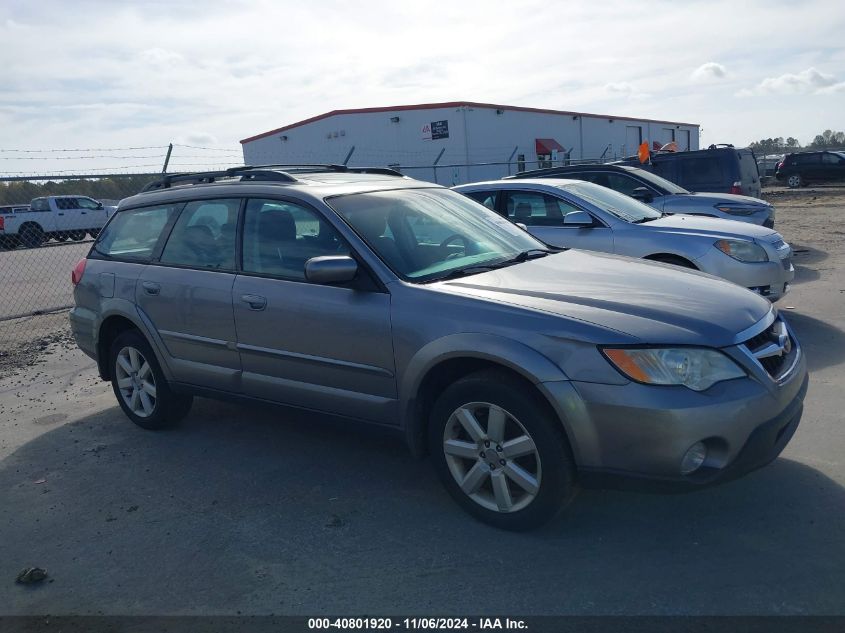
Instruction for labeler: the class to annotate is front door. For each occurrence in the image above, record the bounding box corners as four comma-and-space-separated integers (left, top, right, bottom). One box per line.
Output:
232, 198, 397, 424
135, 198, 242, 391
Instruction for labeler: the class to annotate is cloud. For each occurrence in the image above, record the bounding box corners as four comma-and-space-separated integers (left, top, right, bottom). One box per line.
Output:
756, 67, 837, 94
178, 132, 219, 146
691, 62, 727, 82
603, 82, 651, 101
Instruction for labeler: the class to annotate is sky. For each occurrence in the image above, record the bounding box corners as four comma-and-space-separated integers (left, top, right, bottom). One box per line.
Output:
1, 0, 843, 176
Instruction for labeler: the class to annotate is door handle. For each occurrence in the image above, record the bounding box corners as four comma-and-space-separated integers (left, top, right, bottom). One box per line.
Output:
240, 294, 266, 310
141, 281, 161, 296
57, 213, 64, 216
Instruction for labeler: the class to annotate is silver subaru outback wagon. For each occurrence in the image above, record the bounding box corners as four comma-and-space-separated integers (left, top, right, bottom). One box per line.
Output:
69, 165, 808, 531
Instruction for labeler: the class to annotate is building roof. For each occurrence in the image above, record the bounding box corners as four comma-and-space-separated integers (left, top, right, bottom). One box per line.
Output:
239, 101, 700, 144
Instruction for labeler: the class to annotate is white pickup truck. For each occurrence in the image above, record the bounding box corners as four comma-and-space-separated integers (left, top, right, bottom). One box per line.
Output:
0, 196, 111, 248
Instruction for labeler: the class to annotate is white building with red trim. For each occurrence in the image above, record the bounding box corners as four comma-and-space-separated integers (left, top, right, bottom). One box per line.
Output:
240, 101, 699, 185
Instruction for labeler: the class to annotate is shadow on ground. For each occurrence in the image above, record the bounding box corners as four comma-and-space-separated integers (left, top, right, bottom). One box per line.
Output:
784, 310, 845, 372
1, 396, 843, 616
789, 244, 828, 285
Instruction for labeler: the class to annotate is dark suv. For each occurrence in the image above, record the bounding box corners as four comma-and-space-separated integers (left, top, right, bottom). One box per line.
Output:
775, 150, 845, 188
619, 145, 762, 198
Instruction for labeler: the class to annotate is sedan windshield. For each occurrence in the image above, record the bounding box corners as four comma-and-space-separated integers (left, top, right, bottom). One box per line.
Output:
328, 188, 549, 282
560, 182, 663, 223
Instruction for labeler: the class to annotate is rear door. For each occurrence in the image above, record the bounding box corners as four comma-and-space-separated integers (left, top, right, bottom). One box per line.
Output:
135, 198, 242, 392
232, 198, 396, 423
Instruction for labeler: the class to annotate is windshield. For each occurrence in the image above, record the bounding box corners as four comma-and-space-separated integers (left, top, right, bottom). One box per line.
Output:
327, 188, 547, 282
628, 168, 689, 194
561, 182, 663, 223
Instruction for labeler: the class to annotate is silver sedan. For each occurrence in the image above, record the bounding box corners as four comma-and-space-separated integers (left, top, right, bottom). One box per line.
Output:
454, 178, 794, 301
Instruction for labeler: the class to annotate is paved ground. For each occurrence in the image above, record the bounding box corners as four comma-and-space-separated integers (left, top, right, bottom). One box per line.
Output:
0, 195, 843, 615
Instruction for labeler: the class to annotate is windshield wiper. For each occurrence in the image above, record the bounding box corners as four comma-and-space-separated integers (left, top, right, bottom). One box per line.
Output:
430, 249, 554, 282
633, 213, 666, 223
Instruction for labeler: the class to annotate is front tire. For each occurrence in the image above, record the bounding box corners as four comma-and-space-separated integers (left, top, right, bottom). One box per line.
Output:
20, 225, 45, 248
109, 330, 193, 430
787, 174, 803, 188
428, 370, 576, 531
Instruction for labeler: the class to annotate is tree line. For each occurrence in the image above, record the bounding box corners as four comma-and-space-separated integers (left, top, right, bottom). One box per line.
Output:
0, 175, 157, 206
749, 129, 845, 155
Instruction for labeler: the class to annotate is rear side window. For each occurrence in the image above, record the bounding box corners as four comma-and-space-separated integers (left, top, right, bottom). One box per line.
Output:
463, 190, 498, 210
95, 205, 177, 261
160, 199, 240, 270
794, 154, 820, 165
679, 157, 723, 187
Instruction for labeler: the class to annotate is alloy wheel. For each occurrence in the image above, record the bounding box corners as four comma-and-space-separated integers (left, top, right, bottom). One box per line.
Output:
115, 346, 157, 418
442, 402, 542, 513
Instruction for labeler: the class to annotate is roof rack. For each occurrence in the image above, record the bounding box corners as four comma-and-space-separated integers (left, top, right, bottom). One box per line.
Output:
246, 164, 405, 177
141, 164, 404, 192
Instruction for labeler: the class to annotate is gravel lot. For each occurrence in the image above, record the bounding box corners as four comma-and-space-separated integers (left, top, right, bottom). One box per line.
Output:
0, 191, 843, 615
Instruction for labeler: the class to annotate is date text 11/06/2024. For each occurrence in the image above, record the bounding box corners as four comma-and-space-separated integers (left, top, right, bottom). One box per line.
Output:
307, 618, 528, 630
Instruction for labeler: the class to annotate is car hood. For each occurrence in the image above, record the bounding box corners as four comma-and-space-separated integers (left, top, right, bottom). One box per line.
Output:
682, 192, 769, 207
643, 214, 778, 240
436, 250, 772, 346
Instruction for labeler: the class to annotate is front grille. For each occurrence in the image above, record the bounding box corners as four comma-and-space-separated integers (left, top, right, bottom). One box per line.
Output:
741, 317, 795, 379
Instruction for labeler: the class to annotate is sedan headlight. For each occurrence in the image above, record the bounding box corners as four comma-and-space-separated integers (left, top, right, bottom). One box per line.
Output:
715, 205, 756, 216
602, 347, 746, 391
715, 239, 768, 262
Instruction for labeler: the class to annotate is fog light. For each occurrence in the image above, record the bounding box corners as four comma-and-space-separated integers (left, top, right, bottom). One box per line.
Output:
680, 441, 707, 475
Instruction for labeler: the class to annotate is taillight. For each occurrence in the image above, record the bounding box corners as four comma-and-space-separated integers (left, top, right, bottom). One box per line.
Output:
0, 216, 4, 230
776, 161, 783, 171
729, 181, 743, 195
71, 258, 87, 286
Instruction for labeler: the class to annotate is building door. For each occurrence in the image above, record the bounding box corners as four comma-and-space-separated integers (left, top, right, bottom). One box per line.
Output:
662, 128, 676, 145
679, 129, 691, 151
626, 126, 642, 156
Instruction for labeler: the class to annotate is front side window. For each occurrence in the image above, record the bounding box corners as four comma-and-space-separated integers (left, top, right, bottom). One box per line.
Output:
604, 173, 651, 196
94, 205, 178, 261
159, 198, 239, 270
242, 199, 349, 281
328, 188, 545, 282
76, 197, 101, 210
502, 191, 584, 226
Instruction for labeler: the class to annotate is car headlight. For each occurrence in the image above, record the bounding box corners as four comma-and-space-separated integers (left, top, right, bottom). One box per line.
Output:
715, 239, 768, 262
715, 205, 756, 216
602, 347, 746, 391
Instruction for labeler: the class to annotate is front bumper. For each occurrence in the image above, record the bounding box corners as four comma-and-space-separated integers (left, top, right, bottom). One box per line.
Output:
693, 249, 794, 301
540, 346, 807, 492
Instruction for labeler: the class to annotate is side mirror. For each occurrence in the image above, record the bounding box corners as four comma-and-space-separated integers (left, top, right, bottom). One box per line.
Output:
305, 256, 358, 284
96, 202, 104, 210
563, 210, 593, 226
631, 187, 654, 203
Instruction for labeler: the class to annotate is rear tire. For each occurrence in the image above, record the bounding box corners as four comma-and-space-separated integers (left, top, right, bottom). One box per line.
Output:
109, 330, 193, 430
20, 224, 45, 248
787, 174, 803, 189
69, 231, 86, 241
88, 229, 100, 238
428, 369, 576, 531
